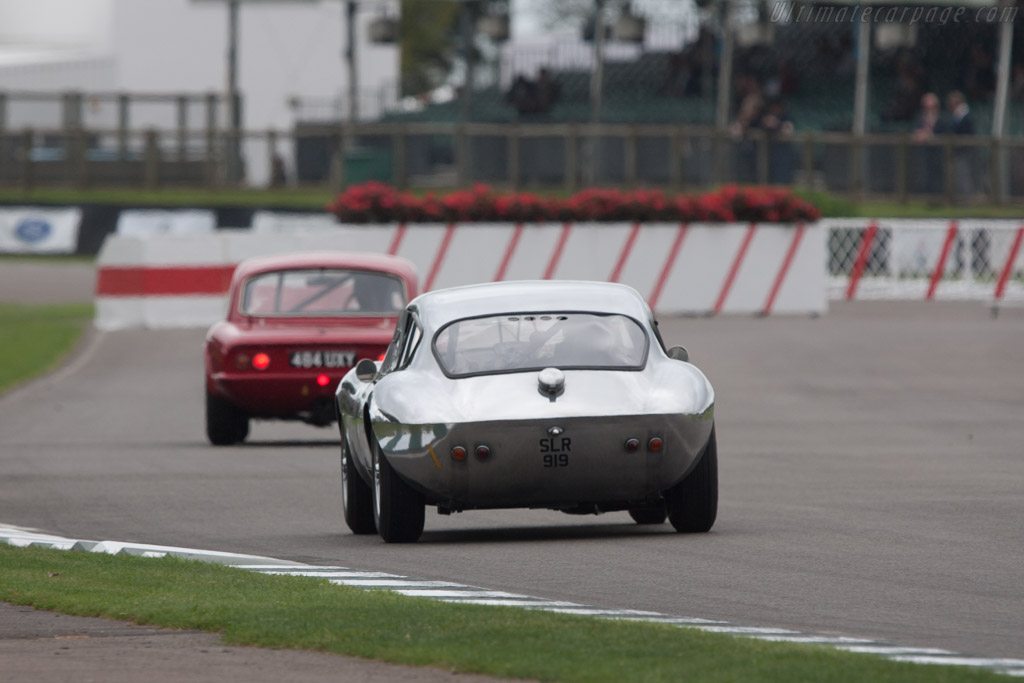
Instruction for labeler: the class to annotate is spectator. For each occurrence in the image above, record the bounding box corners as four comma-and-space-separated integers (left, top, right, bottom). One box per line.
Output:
911, 93, 943, 195
730, 74, 764, 138
912, 92, 941, 141
730, 74, 765, 183
270, 152, 287, 188
758, 98, 794, 137
757, 98, 796, 183
505, 74, 539, 115
942, 90, 974, 136
942, 90, 977, 199
535, 68, 560, 114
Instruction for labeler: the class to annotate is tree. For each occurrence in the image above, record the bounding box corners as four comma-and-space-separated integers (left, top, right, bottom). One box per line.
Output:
400, 0, 462, 96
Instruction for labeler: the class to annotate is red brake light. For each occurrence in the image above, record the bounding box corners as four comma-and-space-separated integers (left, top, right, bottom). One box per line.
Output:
648, 437, 663, 453
316, 374, 330, 387
252, 352, 270, 370
475, 444, 491, 460
377, 352, 387, 362
624, 438, 640, 453
451, 446, 467, 461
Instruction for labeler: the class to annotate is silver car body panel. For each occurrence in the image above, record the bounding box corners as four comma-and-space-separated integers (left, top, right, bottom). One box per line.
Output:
337, 281, 715, 510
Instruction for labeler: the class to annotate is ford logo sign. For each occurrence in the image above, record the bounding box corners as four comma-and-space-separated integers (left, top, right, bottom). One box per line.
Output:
15, 218, 52, 244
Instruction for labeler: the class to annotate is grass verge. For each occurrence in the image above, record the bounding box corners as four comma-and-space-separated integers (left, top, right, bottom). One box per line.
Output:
0, 303, 93, 395
0, 544, 1005, 683
0, 187, 334, 210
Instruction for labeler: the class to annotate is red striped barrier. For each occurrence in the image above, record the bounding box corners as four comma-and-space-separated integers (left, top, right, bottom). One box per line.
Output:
713, 223, 757, 315
608, 222, 641, 283
763, 223, 806, 315
493, 222, 523, 282
647, 224, 688, 311
95, 265, 236, 296
94, 221, 825, 329
926, 221, 958, 301
424, 222, 456, 292
386, 222, 407, 256
995, 225, 1024, 302
543, 223, 572, 280
845, 221, 878, 301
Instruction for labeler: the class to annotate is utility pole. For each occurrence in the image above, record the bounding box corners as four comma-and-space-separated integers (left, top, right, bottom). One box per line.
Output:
459, 0, 477, 125
345, 1, 359, 124
226, 0, 242, 184
585, 0, 605, 186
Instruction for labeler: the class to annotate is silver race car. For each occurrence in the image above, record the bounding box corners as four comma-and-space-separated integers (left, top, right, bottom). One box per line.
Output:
335, 281, 717, 543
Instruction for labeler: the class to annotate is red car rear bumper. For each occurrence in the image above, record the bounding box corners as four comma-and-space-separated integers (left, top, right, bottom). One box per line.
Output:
211, 371, 344, 418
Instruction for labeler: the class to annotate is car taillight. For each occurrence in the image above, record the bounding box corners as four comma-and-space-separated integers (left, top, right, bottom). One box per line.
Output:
252, 352, 270, 371
451, 446, 467, 461
377, 352, 387, 361
475, 444, 491, 460
316, 374, 330, 387
648, 437, 663, 453
235, 353, 251, 370
624, 438, 640, 453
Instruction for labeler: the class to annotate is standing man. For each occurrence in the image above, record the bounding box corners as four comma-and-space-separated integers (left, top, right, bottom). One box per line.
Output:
943, 90, 976, 199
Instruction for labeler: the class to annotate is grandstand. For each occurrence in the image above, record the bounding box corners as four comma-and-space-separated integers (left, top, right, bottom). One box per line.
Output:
378, 13, 1023, 136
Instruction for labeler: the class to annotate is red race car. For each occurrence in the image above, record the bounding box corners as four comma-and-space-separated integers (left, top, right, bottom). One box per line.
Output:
203, 252, 417, 445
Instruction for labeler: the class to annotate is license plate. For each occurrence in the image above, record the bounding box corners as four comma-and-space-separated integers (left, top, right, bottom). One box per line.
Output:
289, 350, 355, 369
539, 436, 571, 468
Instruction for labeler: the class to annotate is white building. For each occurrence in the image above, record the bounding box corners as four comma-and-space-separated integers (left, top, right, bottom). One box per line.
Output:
0, 0, 399, 181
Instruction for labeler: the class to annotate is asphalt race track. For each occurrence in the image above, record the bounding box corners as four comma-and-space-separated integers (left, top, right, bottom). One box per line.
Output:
2, 301, 1022, 662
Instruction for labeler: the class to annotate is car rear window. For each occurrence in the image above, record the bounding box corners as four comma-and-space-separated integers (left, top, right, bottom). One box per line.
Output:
240, 269, 405, 316
432, 313, 648, 377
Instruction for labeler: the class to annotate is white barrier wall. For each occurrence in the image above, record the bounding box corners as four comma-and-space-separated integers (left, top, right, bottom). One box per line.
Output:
95, 222, 826, 330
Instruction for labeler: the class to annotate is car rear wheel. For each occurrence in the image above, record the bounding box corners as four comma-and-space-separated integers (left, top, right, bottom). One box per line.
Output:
666, 424, 718, 533
341, 439, 376, 535
628, 502, 667, 525
205, 390, 249, 446
372, 442, 425, 543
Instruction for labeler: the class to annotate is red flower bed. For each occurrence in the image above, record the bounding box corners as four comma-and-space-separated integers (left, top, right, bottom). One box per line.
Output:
326, 182, 821, 224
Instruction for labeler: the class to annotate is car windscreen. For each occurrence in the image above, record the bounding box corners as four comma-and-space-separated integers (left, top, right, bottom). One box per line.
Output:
432, 312, 648, 377
240, 269, 405, 316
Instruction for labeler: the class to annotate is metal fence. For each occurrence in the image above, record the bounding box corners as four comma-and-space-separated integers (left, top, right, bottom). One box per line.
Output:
3, 121, 1024, 205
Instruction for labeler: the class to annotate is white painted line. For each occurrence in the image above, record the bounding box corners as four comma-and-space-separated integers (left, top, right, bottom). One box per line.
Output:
835, 646, 955, 656
544, 610, 712, 622
439, 599, 581, 608
393, 589, 531, 599
236, 565, 326, 571
751, 635, 877, 645
604, 616, 730, 625
695, 626, 802, 635
258, 570, 405, 579
331, 579, 466, 588
889, 656, 1024, 668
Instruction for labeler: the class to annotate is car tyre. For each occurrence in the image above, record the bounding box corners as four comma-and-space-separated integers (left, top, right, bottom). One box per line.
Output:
341, 439, 376, 535
666, 424, 718, 533
372, 442, 425, 543
205, 389, 249, 446
628, 502, 667, 525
